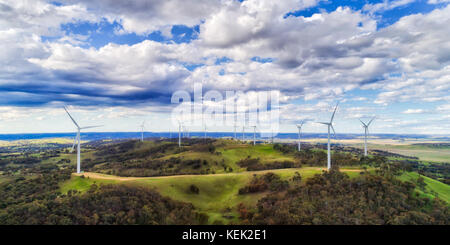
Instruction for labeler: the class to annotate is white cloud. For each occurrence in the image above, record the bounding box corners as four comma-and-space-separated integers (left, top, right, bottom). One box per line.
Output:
402, 109, 426, 114
363, 0, 415, 14
428, 0, 450, 4
60, 0, 223, 35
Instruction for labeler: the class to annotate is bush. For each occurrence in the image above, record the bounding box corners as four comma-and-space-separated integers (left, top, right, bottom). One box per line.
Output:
189, 184, 200, 194
238, 173, 289, 194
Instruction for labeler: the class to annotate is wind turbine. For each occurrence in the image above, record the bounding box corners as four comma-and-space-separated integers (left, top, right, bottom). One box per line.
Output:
317, 102, 339, 170
139, 120, 145, 142
271, 129, 274, 144
234, 124, 238, 140
242, 126, 245, 141
296, 120, 305, 151
251, 126, 257, 145
203, 124, 207, 140
359, 117, 375, 157
252, 126, 258, 145
185, 126, 190, 138
178, 121, 182, 148
64, 106, 102, 174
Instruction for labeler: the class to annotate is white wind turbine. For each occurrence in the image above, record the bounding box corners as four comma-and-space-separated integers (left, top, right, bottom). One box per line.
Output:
139, 120, 145, 142
296, 120, 305, 151
203, 124, 207, 140
184, 125, 190, 138
317, 102, 339, 170
359, 117, 375, 157
64, 106, 102, 174
251, 125, 257, 145
271, 129, 274, 144
178, 121, 182, 148
242, 126, 245, 141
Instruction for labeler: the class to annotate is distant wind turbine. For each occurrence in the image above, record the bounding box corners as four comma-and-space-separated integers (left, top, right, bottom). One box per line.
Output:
359, 117, 375, 157
139, 120, 145, 142
178, 121, 182, 148
204, 125, 207, 140
317, 102, 339, 170
271, 129, 274, 144
251, 126, 257, 145
64, 106, 102, 174
242, 126, 245, 141
296, 120, 305, 151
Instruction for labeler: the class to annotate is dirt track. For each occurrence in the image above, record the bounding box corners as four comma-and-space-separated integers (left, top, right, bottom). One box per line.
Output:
73, 167, 362, 182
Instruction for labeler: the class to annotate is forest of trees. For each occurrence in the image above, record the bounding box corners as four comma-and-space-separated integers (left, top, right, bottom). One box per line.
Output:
243, 169, 449, 225
0, 170, 205, 225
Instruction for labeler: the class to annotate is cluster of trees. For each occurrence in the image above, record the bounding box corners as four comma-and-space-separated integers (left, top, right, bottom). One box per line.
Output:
236, 157, 296, 171
0, 172, 205, 225
238, 173, 289, 194
245, 169, 448, 225
0, 169, 72, 209
93, 141, 180, 164
94, 156, 221, 177
391, 159, 450, 184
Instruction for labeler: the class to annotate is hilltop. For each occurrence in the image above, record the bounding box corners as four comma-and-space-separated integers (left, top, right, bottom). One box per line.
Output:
0, 138, 448, 225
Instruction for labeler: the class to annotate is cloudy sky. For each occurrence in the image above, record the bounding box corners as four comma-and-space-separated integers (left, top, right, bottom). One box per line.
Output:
0, 0, 449, 135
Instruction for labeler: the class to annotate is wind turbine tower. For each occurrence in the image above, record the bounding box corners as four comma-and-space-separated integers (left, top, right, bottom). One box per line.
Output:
359, 117, 375, 156
64, 106, 102, 174
242, 126, 245, 141
139, 120, 145, 142
252, 126, 257, 146
318, 102, 339, 170
178, 121, 182, 148
296, 120, 305, 151
271, 129, 274, 144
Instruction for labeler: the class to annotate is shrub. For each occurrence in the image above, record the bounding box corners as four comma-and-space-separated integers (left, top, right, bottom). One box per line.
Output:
189, 184, 200, 194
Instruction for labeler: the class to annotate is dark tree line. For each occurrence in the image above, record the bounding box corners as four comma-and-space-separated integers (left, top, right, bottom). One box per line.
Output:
238, 173, 289, 194
0, 171, 205, 225
245, 169, 449, 225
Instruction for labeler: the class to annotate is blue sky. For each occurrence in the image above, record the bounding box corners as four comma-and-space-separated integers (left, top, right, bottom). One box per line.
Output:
0, 0, 449, 134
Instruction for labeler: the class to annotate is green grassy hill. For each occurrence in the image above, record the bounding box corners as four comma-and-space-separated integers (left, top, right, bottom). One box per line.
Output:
60, 167, 363, 224
398, 171, 450, 203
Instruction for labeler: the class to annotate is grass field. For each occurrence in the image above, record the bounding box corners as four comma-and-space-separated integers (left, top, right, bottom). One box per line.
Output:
369, 144, 450, 163
398, 171, 450, 203
60, 167, 364, 224
218, 144, 295, 165
0, 138, 78, 147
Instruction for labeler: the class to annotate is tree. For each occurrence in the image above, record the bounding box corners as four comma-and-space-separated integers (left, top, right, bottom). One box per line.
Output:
291, 172, 302, 184
417, 176, 426, 190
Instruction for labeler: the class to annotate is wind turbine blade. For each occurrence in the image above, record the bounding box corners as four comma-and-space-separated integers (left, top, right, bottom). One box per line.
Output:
81, 125, 103, 130
331, 125, 336, 138
317, 122, 330, 125
301, 120, 305, 127
330, 102, 339, 123
63, 106, 79, 128
367, 116, 375, 126
359, 119, 367, 127
70, 135, 77, 152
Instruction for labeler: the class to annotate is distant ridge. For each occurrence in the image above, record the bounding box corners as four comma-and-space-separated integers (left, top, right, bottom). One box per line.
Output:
0, 132, 448, 142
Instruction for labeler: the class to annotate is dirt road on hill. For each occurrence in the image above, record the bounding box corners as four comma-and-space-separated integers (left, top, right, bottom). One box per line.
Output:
73, 167, 362, 181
